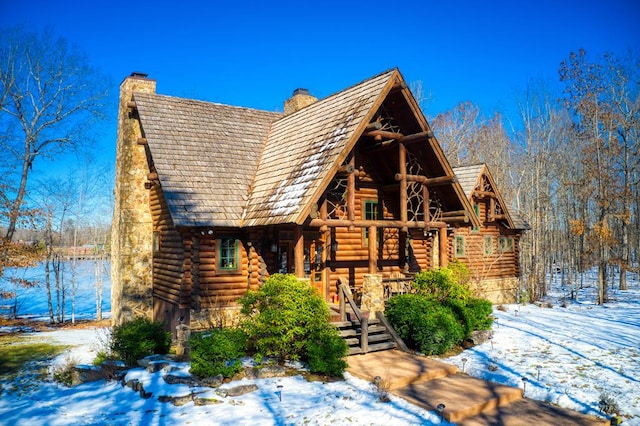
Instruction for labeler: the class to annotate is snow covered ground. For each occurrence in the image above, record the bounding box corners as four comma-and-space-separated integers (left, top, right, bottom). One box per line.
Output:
0, 269, 638, 425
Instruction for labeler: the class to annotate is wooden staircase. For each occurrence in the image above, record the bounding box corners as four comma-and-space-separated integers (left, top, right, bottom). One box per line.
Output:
331, 282, 408, 356
334, 318, 397, 355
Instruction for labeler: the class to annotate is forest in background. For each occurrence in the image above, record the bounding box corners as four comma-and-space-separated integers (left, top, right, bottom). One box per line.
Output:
425, 49, 639, 304
1, 27, 638, 315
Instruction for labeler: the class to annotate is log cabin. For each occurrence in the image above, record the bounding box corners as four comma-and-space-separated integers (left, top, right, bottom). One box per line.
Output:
111, 69, 528, 332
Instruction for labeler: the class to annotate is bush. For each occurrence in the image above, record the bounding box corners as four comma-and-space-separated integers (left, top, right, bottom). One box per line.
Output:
305, 329, 348, 377
412, 267, 471, 303
189, 328, 247, 379
111, 317, 171, 366
445, 297, 494, 339
386, 294, 464, 355
239, 274, 347, 375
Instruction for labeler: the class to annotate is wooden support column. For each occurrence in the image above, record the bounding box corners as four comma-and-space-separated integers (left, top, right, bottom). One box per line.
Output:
347, 156, 355, 222
368, 225, 377, 273
439, 227, 449, 268
294, 225, 304, 278
398, 142, 408, 231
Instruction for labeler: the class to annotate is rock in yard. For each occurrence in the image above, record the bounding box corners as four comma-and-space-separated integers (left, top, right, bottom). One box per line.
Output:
72, 365, 103, 385
216, 384, 259, 398
164, 373, 198, 386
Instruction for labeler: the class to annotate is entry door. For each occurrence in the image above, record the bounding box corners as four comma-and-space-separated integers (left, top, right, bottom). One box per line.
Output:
278, 242, 293, 274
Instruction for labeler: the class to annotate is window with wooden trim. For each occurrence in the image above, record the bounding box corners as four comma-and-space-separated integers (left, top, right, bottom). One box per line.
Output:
472, 203, 480, 232
455, 235, 465, 258
483, 236, 493, 256
363, 200, 379, 245
498, 236, 514, 253
219, 238, 239, 271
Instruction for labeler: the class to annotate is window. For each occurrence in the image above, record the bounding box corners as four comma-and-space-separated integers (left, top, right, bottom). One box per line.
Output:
498, 237, 514, 253
483, 236, 493, 256
363, 200, 379, 244
455, 235, 465, 257
219, 238, 238, 271
472, 204, 480, 232
153, 232, 160, 253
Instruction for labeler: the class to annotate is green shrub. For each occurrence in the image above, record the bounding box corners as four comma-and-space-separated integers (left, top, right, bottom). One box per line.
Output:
305, 329, 348, 377
412, 268, 471, 303
239, 274, 347, 375
111, 317, 171, 366
189, 328, 247, 379
445, 297, 494, 339
386, 294, 464, 355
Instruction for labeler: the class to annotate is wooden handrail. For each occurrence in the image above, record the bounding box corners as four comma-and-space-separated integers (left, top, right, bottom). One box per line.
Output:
338, 283, 362, 323
376, 311, 409, 352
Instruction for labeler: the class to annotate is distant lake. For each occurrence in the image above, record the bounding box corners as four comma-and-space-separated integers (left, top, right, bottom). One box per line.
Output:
0, 260, 111, 320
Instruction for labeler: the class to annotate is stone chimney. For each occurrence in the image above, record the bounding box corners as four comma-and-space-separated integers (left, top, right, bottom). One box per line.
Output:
284, 88, 317, 115
111, 72, 156, 326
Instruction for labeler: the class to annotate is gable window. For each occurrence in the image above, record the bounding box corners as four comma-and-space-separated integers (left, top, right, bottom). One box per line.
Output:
219, 238, 239, 271
483, 236, 493, 256
472, 204, 480, 232
363, 200, 379, 245
455, 235, 465, 258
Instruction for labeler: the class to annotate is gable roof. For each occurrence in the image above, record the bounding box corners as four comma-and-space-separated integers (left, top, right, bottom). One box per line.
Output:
133, 69, 479, 229
243, 69, 397, 226
134, 93, 280, 227
453, 164, 520, 229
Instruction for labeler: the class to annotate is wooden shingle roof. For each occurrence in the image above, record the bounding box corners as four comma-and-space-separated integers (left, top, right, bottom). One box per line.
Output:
134, 93, 281, 227
453, 164, 519, 229
243, 69, 397, 226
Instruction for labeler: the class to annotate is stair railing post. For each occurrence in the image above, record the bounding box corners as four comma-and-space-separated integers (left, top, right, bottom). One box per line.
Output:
361, 316, 369, 354
339, 286, 346, 322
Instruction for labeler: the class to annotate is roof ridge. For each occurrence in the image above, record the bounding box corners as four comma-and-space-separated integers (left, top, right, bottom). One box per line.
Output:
271, 68, 398, 124
135, 92, 282, 117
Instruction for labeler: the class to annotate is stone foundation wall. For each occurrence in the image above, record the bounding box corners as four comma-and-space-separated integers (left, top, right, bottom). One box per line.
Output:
471, 277, 519, 304
189, 306, 243, 331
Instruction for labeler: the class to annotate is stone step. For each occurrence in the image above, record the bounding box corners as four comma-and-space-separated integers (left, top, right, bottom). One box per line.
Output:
392, 374, 523, 423
458, 397, 611, 426
347, 350, 457, 391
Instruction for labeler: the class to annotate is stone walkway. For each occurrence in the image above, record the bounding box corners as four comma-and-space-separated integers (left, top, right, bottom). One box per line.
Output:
347, 350, 610, 425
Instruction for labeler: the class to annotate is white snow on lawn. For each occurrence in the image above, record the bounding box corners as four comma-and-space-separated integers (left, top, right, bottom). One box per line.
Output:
0, 270, 638, 425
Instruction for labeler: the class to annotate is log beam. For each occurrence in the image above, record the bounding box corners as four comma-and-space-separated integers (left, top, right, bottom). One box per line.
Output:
364, 129, 404, 141
439, 227, 449, 268
399, 130, 434, 145
368, 225, 377, 273
308, 218, 447, 229
395, 173, 457, 186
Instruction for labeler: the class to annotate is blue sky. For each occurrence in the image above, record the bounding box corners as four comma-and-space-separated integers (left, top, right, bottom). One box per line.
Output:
1, 0, 639, 166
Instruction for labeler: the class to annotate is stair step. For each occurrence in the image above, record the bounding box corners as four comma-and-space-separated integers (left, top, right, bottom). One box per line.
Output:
393, 374, 523, 423
348, 341, 397, 355
338, 325, 387, 337
347, 350, 458, 390
458, 397, 611, 426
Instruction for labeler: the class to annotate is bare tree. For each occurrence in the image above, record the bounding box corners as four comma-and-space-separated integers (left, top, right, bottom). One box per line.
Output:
0, 27, 109, 242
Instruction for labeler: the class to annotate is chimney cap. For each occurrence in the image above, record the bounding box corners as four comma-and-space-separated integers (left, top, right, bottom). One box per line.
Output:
130, 71, 149, 78
292, 88, 310, 96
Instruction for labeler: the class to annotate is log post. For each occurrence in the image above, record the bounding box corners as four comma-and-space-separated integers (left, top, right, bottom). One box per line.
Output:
294, 225, 304, 278
368, 225, 377, 273
398, 142, 408, 230
439, 227, 449, 268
